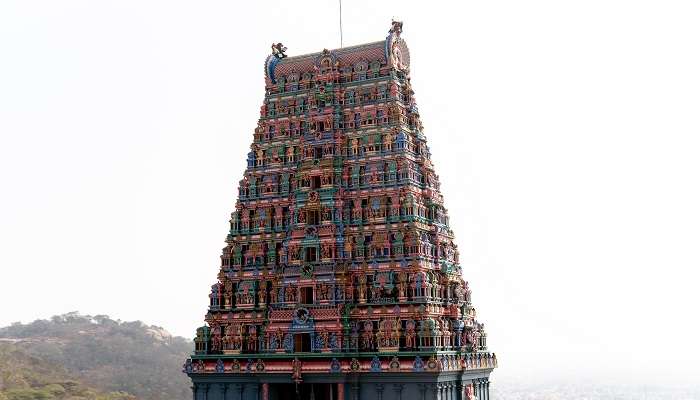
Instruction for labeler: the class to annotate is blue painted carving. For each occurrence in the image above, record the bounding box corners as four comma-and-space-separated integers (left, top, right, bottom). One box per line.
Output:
329, 332, 339, 351
283, 333, 293, 352
291, 307, 313, 328
246, 359, 254, 372
413, 356, 424, 372
265, 55, 280, 84
330, 358, 341, 373
183, 359, 193, 373
215, 359, 225, 373
370, 356, 382, 372
314, 333, 323, 351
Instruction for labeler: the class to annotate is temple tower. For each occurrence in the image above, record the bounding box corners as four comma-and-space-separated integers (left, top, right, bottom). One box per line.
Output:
184, 22, 496, 400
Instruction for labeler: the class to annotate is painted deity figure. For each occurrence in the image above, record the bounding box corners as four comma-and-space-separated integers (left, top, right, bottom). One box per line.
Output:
352, 204, 362, 220
318, 328, 329, 349
454, 283, 465, 303
321, 242, 331, 259
376, 325, 385, 348
288, 244, 299, 261
361, 320, 374, 350
275, 328, 284, 350
232, 324, 243, 350
442, 319, 452, 348
271, 42, 288, 59
241, 211, 250, 230
292, 358, 302, 383
371, 284, 381, 301
383, 132, 393, 151
258, 284, 266, 305
357, 274, 367, 302
370, 167, 379, 184
397, 271, 408, 298
405, 319, 416, 349
224, 280, 233, 308
345, 280, 354, 301
284, 285, 296, 302
247, 325, 257, 352
467, 330, 480, 352
256, 148, 264, 166
391, 320, 401, 348
350, 322, 359, 350
318, 282, 330, 301
344, 237, 353, 258
223, 324, 233, 350
210, 325, 222, 352
460, 329, 469, 350
243, 287, 253, 304
379, 319, 396, 348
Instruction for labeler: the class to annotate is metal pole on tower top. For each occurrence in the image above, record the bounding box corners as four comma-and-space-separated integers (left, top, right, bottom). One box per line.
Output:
339, 0, 344, 48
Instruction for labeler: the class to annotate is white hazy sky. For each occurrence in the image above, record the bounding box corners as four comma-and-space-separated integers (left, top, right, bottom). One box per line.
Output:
1, 0, 699, 386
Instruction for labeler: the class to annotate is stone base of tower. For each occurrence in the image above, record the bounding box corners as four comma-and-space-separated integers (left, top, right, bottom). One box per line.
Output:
189, 371, 493, 400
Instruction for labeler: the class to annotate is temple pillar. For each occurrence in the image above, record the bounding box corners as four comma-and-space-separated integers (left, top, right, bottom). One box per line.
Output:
418, 384, 427, 400
261, 383, 269, 400
351, 382, 360, 400
337, 382, 345, 400
375, 384, 384, 400
393, 384, 403, 400
235, 384, 244, 400
191, 384, 197, 400
456, 381, 465, 400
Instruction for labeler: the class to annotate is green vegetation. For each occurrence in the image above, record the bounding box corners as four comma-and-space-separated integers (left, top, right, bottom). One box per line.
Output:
0, 313, 191, 400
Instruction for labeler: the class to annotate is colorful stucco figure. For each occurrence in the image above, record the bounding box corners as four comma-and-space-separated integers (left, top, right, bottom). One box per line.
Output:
185, 21, 496, 400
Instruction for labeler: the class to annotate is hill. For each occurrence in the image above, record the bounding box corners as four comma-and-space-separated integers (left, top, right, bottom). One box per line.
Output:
0, 313, 191, 400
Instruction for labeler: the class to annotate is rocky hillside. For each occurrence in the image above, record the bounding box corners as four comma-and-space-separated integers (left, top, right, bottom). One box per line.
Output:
0, 313, 192, 400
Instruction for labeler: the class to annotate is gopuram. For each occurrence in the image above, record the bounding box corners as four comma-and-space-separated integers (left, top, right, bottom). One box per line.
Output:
184, 21, 497, 400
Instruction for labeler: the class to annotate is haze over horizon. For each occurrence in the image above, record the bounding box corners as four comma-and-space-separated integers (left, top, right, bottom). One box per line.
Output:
2, 0, 699, 387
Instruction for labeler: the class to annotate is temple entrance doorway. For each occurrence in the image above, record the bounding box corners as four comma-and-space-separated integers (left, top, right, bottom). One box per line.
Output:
270, 383, 336, 400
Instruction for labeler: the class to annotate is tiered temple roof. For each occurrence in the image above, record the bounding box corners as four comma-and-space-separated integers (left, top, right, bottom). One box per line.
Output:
185, 21, 496, 400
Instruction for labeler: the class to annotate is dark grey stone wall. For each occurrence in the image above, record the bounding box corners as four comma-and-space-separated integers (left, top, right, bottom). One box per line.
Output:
190, 370, 492, 400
